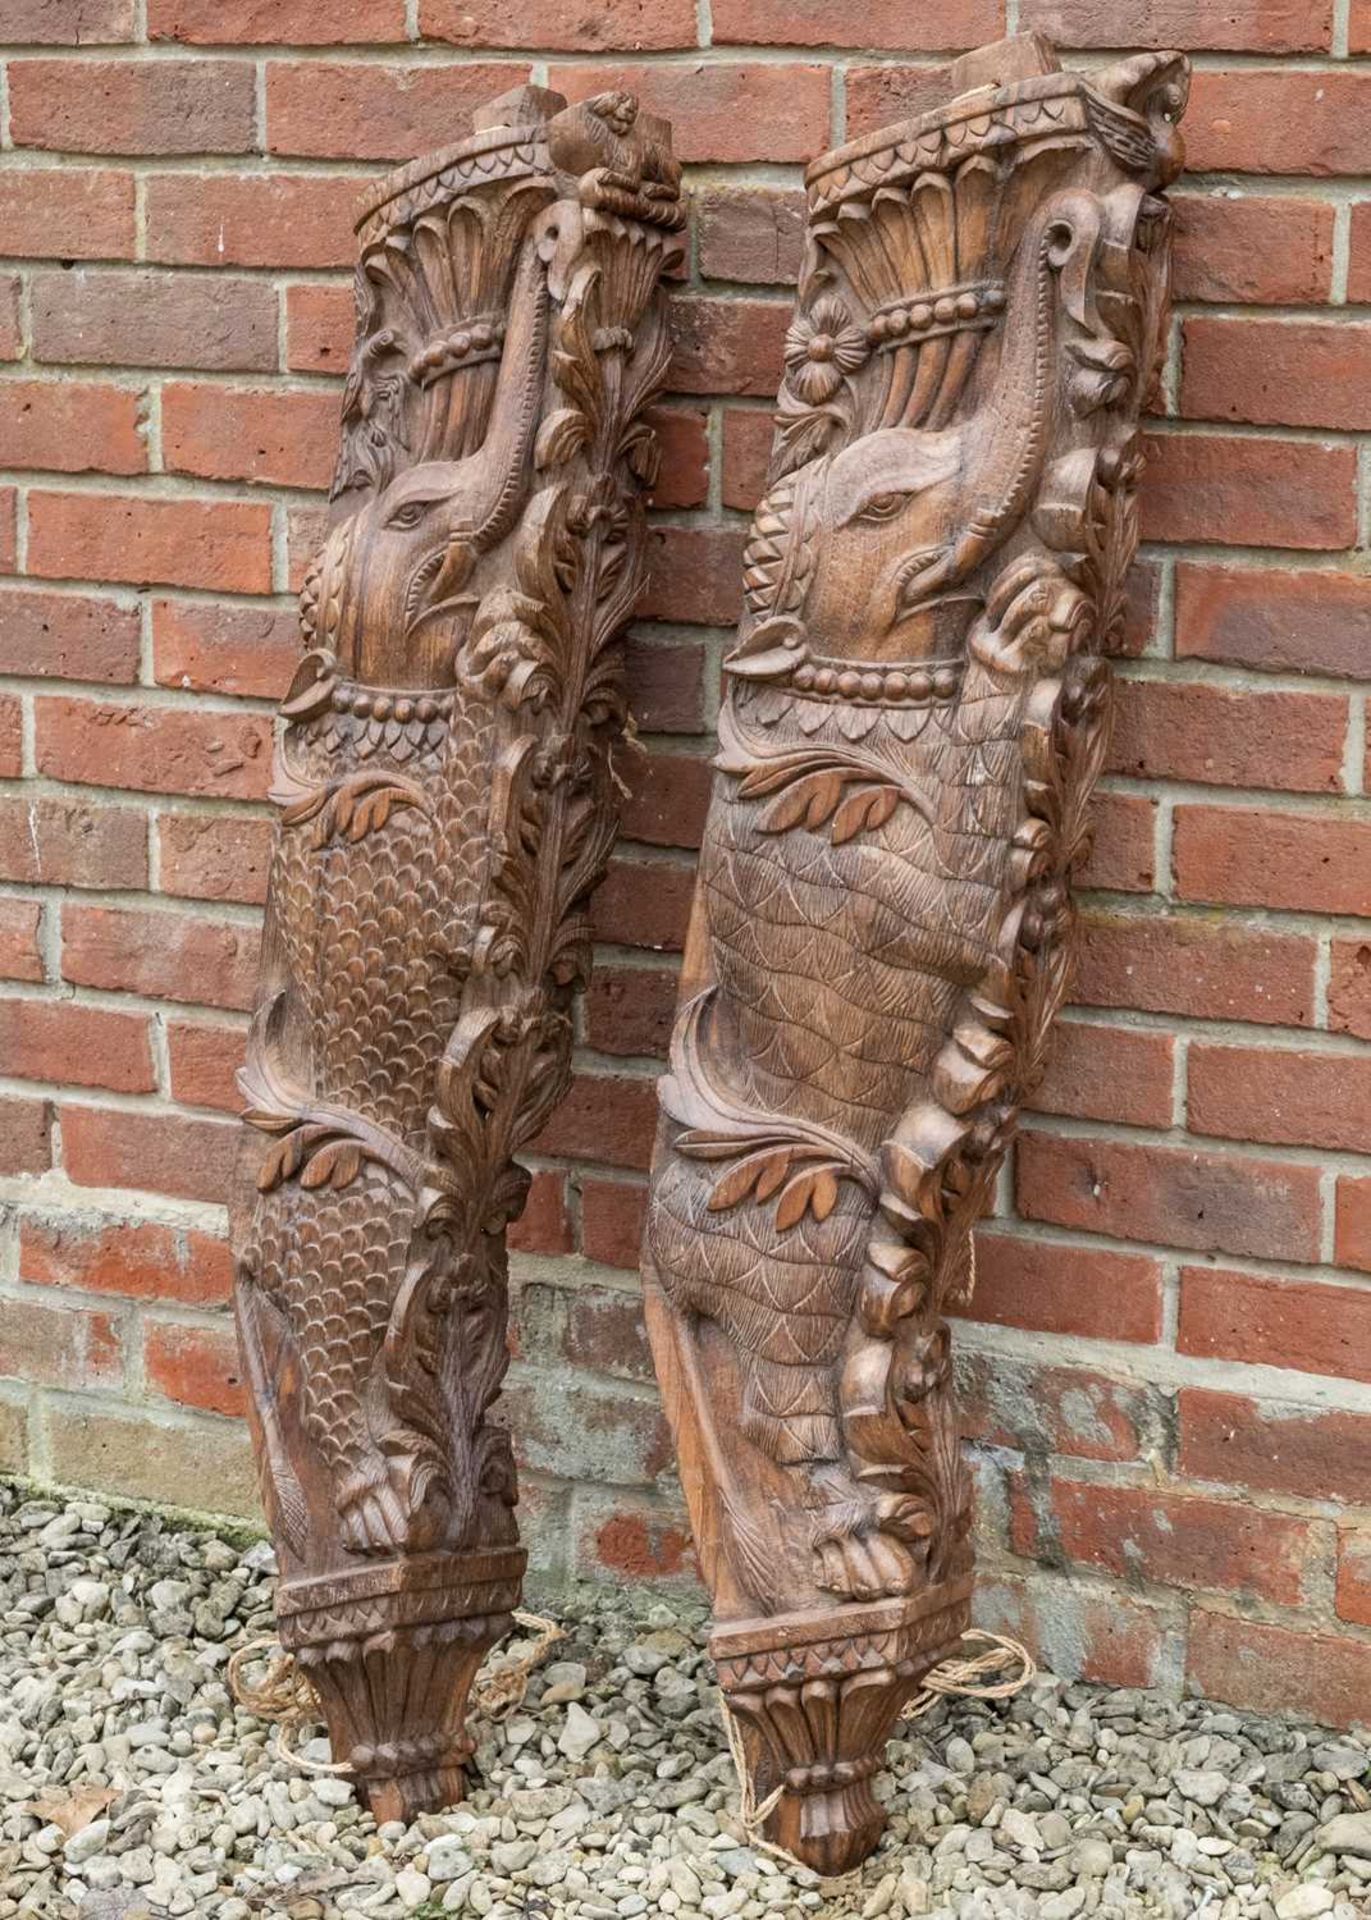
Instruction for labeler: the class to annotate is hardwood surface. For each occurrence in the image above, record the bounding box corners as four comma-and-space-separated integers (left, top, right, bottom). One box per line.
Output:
230, 83, 683, 1822
642, 32, 1188, 1873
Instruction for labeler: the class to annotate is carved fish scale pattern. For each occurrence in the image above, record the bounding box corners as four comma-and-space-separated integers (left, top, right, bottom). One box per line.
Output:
649, 658, 1031, 1462
248, 701, 496, 1477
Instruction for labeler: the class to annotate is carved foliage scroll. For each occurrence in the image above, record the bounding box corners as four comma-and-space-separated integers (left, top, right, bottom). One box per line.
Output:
231, 85, 683, 1823
642, 34, 1187, 1874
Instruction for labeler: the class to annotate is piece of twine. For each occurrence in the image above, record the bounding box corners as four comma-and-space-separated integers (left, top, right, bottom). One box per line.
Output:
227, 1610, 565, 1776
718, 1628, 1034, 1868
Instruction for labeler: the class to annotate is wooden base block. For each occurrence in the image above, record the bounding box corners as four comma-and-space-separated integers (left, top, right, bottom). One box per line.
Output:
713, 1578, 973, 1875
276, 1547, 524, 1821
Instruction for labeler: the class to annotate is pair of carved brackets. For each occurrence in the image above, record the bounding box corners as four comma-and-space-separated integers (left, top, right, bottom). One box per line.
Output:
230, 83, 683, 1822
231, 32, 1186, 1868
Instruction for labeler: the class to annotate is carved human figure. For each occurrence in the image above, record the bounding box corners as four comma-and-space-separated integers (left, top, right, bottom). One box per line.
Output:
230, 85, 682, 1822
642, 34, 1186, 1873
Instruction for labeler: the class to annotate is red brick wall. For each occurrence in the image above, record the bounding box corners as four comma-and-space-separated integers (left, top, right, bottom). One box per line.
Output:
1, 0, 1369, 1721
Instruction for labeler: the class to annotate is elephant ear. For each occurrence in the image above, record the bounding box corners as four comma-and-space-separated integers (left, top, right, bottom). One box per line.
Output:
824, 427, 965, 530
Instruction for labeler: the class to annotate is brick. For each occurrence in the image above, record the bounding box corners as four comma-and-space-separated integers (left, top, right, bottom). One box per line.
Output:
9, 58, 255, 156
1188, 1041, 1371, 1155
47, 1399, 258, 1516
28, 494, 273, 595
572, 1487, 696, 1583
648, 407, 709, 512
506, 1366, 671, 1485
0, 795, 148, 891
957, 1354, 1158, 1464
0, 489, 14, 573
0, 586, 140, 682
60, 1103, 236, 1205
0, 1399, 26, 1475
0, 168, 134, 260
547, 62, 829, 165
1020, 0, 1328, 49
846, 66, 954, 142
0, 1096, 51, 1176
421, 0, 695, 47
584, 965, 677, 1060
0, 377, 146, 476
1175, 563, 1371, 681
1075, 911, 1315, 1028
1139, 432, 1356, 552
721, 406, 773, 511
1354, 0, 1371, 50
1188, 1611, 1371, 1731
976, 1572, 1174, 1692
0, 999, 154, 1094
162, 382, 338, 492
640, 525, 747, 627
506, 1170, 572, 1256
283, 281, 354, 375
623, 633, 704, 735
591, 856, 693, 951
716, 0, 998, 43
1029, 1019, 1174, 1130
961, 1230, 1163, 1343
62, 902, 259, 1011
37, 697, 272, 802
286, 504, 328, 592
1016, 1132, 1322, 1264
1173, 804, 1371, 917
0, 692, 19, 778
152, 599, 298, 702
697, 187, 806, 286
1078, 791, 1154, 894
529, 1072, 659, 1172
21, 1213, 231, 1307
1349, 205, 1371, 304
266, 60, 529, 163
1171, 196, 1333, 306
0, 274, 21, 359
518, 1277, 652, 1381
1111, 677, 1345, 794
1012, 1477, 1321, 1608
621, 750, 711, 850
1337, 1531, 1371, 1628
0, 1298, 121, 1392
1, 0, 136, 40
145, 172, 365, 270
1335, 1174, 1371, 1275
31, 268, 278, 374
157, 812, 273, 906
167, 1020, 245, 1113
580, 1178, 648, 1270
1186, 70, 1371, 176
0, 899, 45, 984
1179, 1264, 1371, 1385
669, 296, 788, 397
1183, 318, 1371, 435
145, 1320, 244, 1417
149, 0, 406, 39
1180, 1385, 1371, 1505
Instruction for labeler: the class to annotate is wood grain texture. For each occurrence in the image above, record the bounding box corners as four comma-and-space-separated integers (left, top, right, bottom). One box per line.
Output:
229, 83, 683, 1822
642, 33, 1188, 1874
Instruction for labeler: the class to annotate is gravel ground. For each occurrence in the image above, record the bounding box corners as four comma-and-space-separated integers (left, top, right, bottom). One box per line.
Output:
1, 1484, 1370, 1920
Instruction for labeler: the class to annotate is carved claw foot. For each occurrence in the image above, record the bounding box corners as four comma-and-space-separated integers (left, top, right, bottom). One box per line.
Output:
808, 1465, 933, 1601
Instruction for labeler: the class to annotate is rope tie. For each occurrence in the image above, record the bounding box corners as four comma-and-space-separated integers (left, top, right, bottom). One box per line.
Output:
227, 1611, 566, 1776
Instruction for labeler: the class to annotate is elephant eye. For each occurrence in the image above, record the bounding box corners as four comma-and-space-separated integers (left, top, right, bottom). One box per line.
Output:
857, 491, 907, 524
386, 500, 429, 531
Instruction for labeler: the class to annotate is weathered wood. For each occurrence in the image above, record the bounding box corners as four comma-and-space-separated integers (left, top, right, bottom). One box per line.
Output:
230, 84, 682, 1823
642, 35, 1187, 1874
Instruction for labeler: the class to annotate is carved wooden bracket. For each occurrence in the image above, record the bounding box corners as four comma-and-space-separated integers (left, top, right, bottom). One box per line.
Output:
642, 33, 1187, 1874
230, 83, 683, 1823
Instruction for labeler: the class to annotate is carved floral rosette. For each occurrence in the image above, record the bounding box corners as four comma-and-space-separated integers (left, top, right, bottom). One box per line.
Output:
641, 34, 1186, 1872
230, 84, 683, 1821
